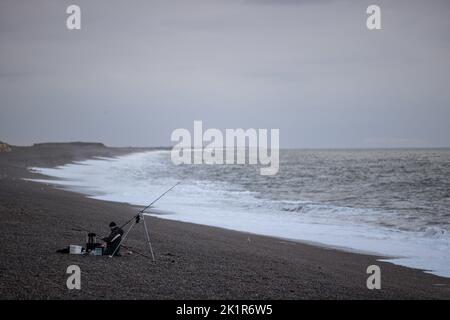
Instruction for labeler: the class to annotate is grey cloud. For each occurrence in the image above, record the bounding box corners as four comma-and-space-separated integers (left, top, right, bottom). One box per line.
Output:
0, 0, 450, 148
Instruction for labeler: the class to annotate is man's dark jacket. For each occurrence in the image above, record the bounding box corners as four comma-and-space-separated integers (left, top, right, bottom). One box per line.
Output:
102, 226, 124, 256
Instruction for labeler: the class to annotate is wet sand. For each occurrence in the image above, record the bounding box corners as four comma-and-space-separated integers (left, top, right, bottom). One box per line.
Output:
1, 143, 449, 299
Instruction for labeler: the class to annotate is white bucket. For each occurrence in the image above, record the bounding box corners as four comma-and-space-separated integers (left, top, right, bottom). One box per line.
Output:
69, 245, 83, 255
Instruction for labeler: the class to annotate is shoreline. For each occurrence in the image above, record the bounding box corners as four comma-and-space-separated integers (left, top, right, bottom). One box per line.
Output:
30, 148, 450, 279
1, 143, 450, 299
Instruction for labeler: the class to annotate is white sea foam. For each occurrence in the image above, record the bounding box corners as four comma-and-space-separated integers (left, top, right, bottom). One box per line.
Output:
27, 151, 450, 278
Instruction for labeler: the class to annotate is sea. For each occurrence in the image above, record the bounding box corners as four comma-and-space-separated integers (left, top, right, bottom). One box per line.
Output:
28, 149, 450, 277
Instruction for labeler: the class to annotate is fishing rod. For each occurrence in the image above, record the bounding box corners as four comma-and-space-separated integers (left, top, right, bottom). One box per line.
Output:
119, 181, 180, 229
139, 181, 181, 214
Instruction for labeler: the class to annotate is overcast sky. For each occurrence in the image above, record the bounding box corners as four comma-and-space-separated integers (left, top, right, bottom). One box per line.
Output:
1, 0, 449, 148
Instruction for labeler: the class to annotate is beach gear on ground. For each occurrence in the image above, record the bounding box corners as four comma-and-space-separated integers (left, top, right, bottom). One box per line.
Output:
69, 245, 83, 254
91, 247, 103, 256
86, 232, 102, 251
56, 247, 70, 254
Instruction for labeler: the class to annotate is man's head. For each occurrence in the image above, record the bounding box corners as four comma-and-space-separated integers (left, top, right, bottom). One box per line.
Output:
109, 222, 117, 229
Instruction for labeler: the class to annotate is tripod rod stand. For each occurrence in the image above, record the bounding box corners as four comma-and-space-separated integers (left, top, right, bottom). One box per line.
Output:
110, 212, 155, 261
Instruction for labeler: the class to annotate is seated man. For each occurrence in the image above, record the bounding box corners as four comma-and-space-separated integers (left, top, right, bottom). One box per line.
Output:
102, 222, 124, 256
